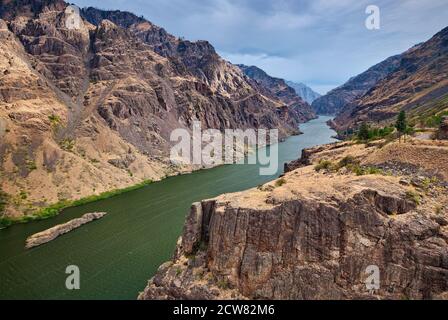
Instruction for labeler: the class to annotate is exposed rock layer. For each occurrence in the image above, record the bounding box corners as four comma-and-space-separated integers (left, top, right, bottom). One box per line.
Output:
0, 0, 313, 219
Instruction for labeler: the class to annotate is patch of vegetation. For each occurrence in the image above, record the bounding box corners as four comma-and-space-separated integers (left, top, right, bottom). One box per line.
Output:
422, 110, 448, 128
314, 156, 383, 176
0, 179, 153, 229
59, 138, 75, 152
434, 205, 442, 215
314, 159, 335, 172
356, 123, 395, 142
48, 114, 61, 126
175, 266, 182, 276
406, 190, 422, 206
338, 155, 359, 168
25, 159, 37, 171
216, 279, 229, 290
275, 177, 286, 187
0, 189, 9, 216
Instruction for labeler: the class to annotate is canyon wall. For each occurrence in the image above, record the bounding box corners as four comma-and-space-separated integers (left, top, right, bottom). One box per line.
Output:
140, 140, 448, 300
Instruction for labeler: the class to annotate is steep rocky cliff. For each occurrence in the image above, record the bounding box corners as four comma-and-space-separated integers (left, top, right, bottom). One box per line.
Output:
333, 26, 448, 132
237, 65, 316, 123
286, 81, 321, 104
311, 54, 402, 115
140, 138, 448, 300
0, 0, 313, 220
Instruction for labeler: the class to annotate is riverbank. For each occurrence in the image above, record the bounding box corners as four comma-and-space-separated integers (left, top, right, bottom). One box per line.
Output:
0, 116, 337, 300
0, 125, 305, 230
0, 179, 153, 229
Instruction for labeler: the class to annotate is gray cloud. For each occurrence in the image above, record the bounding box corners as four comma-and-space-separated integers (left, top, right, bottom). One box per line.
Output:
73, 0, 448, 94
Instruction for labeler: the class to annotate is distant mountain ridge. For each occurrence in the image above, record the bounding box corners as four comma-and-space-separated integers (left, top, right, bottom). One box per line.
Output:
237, 65, 316, 122
311, 54, 403, 115
286, 81, 321, 104
333, 26, 448, 132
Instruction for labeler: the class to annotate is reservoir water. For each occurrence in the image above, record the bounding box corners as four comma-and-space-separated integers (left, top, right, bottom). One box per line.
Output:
0, 116, 337, 299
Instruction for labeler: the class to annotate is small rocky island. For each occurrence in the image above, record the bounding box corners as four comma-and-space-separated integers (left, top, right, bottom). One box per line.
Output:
25, 212, 107, 249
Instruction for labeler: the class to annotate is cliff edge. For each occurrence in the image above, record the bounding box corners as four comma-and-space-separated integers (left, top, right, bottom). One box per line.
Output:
139, 138, 448, 300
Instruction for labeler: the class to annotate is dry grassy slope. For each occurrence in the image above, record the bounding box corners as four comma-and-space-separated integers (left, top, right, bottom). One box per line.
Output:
0, 20, 171, 218
334, 26, 448, 131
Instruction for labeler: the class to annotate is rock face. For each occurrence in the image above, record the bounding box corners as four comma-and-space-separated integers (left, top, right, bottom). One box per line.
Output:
311, 55, 402, 115
333, 26, 448, 132
0, 0, 313, 220
25, 212, 107, 249
141, 139, 448, 300
437, 116, 448, 140
286, 81, 321, 104
237, 65, 316, 123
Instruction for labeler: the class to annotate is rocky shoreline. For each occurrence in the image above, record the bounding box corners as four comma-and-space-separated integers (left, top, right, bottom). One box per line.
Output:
25, 212, 107, 249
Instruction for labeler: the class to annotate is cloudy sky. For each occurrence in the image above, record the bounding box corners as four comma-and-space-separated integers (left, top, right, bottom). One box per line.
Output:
73, 0, 448, 94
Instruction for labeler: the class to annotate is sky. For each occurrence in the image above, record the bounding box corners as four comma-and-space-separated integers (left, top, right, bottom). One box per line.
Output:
72, 0, 448, 94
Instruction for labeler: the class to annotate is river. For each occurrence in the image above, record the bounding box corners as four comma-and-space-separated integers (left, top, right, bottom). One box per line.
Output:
0, 116, 337, 299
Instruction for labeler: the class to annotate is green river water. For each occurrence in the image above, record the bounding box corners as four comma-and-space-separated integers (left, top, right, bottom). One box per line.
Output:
0, 116, 337, 299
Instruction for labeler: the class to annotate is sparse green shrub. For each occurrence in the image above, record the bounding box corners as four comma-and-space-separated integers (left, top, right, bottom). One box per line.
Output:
48, 114, 61, 126
275, 177, 286, 187
25, 160, 37, 171
216, 279, 229, 290
59, 139, 75, 151
338, 156, 359, 168
406, 190, 421, 205
350, 164, 366, 176
314, 160, 335, 172
366, 167, 383, 175
357, 123, 370, 141
422, 177, 432, 191
0, 189, 9, 216
356, 123, 395, 142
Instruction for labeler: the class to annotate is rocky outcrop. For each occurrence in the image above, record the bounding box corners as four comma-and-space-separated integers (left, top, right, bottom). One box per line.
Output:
333, 26, 448, 132
140, 139, 448, 300
25, 212, 106, 248
286, 81, 321, 104
437, 116, 448, 140
237, 65, 316, 123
